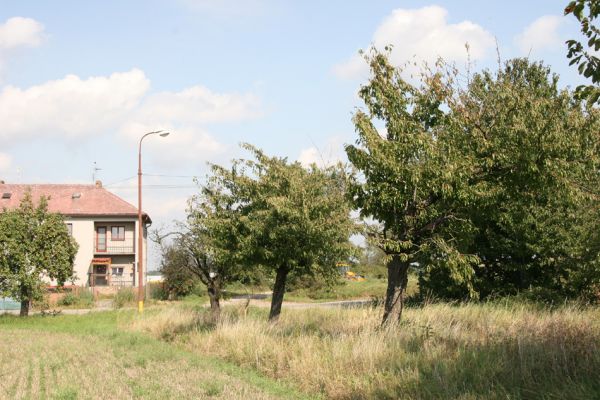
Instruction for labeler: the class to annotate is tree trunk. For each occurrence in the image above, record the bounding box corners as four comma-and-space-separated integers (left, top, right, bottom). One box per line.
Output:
20, 299, 30, 317
207, 282, 221, 321
19, 285, 31, 317
381, 255, 410, 326
268, 265, 289, 322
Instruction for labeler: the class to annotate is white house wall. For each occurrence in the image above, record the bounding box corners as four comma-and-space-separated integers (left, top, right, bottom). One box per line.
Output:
63, 216, 147, 287
65, 217, 95, 286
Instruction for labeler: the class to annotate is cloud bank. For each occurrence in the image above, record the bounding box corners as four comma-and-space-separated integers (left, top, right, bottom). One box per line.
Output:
515, 15, 564, 55
333, 6, 495, 79
0, 69, 262, 166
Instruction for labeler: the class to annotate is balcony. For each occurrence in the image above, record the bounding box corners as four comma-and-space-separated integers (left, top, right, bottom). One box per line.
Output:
94, 243, 135, 254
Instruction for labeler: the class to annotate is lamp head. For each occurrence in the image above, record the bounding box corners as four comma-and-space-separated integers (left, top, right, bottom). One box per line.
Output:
159, 132, 170, 137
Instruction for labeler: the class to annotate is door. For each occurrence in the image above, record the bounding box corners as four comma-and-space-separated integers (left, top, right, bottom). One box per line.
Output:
92, 264, 108, 286
97, 227, 107, 252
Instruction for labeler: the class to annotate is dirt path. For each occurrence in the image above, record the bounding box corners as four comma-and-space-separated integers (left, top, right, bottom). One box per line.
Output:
224, 293, 372, 309
1, 296, 372, 316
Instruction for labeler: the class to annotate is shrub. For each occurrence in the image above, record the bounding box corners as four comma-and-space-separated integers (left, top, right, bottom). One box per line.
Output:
57, 290, 94, 308
147, 282, 168, 300
58, 293, 77, 306
113, 288, 136, 309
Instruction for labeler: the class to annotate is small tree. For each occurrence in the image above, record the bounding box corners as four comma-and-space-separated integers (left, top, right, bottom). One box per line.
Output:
0, 190, 77, 316
155, 168, 249, 320
232, 145, 357, 321
159, 242, 198, 299
346, 49, 480, 325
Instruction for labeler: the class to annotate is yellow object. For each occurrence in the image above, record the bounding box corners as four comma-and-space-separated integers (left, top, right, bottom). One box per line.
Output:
346, 271, 356, 277
138, 300, 144, 313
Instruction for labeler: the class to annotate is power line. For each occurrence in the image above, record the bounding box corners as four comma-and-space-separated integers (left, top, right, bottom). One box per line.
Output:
108, 185, 197, 190
142, 173, 198, 179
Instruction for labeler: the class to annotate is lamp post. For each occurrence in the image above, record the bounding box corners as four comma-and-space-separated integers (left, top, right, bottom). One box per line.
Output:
138, 130, 170, 313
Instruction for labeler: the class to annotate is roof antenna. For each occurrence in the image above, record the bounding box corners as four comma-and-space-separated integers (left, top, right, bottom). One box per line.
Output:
92, 162, 102, 183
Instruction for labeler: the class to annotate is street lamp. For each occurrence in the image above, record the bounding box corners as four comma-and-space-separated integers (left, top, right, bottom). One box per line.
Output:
138, 130, 170, 313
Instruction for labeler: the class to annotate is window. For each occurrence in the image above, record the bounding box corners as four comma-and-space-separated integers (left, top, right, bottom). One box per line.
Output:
112, 267, 124, 276
96, 227, 107, 252
66, 223, 73, 236
111, 226, 125, 241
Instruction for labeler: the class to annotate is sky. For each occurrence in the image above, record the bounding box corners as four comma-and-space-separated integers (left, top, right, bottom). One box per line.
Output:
0, 0, 588, 269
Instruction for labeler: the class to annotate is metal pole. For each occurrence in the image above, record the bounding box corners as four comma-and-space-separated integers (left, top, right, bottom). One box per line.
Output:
137, 131, 169, 314
137, 135, 145, 313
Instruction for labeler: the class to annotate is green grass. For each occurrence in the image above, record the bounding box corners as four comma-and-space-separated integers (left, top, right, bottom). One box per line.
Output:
283, 278, 389, 302
283, 274, 417, 303
55, 291, 95, 309
0, 309, 315, 400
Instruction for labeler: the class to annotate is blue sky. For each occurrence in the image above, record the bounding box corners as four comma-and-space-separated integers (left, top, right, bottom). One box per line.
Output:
0, 0, 587, 268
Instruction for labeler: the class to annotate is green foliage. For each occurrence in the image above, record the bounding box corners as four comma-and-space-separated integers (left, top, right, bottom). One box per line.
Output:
158, 164, 257, 314
219, 144, 357, 277
0, 190, 78, 315
158, 242, 198, 299
113, 288, 136, 309
443, 58, 600, 300
222, 144, 357, 318
346, 49, 482, 323
348, 49, 600, 306
565, 0, 600, 104
57, 290, 94, 308
58, 293, 77, 306
147, 281, 169, 300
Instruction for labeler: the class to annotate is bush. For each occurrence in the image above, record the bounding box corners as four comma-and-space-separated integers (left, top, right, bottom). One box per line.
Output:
57, 290, 94, 308
58, 293, 77, 306
77, 290, 94, 307
113, 288, 136, 309
147, 282, 168, 300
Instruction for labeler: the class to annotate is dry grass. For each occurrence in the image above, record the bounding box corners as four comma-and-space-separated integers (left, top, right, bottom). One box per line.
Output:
133, 302, 600, 399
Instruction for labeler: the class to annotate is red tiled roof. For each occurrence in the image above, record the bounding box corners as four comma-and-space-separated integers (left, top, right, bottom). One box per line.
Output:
0, 183, 150, 222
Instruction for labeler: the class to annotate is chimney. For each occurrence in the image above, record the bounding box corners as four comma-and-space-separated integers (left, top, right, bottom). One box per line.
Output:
95, 180, 102, 188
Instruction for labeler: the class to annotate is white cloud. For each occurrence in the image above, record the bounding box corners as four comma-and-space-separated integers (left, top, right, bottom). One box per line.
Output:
333, 6, 495, 79
0, 68, 261, 167
0, 66, 262, 168
0, 152, 11, 171
298, 136, 345, 168
132, 85, 261, 126
119, 85, 261, 166
515, 15, 563, 55
0, 17, 44, 49
0, 69, 150, 143
120, 122, 228, 167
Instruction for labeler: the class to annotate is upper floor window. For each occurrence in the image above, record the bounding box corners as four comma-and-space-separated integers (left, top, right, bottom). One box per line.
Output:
111, 226, 125, 241
66, 223, 73, 236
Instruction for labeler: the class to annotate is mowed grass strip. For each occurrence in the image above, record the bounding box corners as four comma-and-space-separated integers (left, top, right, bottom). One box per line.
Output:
133, 302, 600, 400
0, 311, 314, 400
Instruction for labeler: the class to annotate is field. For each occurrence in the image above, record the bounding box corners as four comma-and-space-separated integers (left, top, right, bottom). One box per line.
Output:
133, 301, 600, 400
0, 311, 309, 400
2, 299, 600, 400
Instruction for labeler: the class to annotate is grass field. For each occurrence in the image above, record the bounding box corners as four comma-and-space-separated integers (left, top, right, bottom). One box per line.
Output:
133, 301, 600, 400
0, 311, 312, 400
282, 278, 389, 302
4, 297, 600, 400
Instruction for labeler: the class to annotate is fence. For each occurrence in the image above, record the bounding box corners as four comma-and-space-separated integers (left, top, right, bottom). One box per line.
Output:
0, 297, 20, 311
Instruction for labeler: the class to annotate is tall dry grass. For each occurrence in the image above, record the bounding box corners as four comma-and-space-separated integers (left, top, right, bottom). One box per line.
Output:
132, 302, 600, 399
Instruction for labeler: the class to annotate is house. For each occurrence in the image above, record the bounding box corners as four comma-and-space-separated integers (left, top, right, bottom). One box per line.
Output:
0, 181, 151, 288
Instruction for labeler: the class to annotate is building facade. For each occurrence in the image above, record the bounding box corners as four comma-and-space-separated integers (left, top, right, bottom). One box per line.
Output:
0, 181, 151, 288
